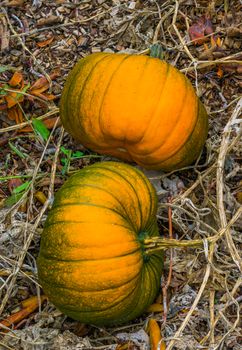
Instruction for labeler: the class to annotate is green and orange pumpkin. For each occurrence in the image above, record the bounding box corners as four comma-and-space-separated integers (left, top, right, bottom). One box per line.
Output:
60, 52, 208, 171
37, 162, 163, 326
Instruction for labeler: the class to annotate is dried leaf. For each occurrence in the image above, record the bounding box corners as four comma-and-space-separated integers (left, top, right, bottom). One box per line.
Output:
189, 24, 205, 45
189, 15, 214, 45
9, 71, 23, 87
29, 86, 50, 96
30, 78, 49, 92
5, 90, 24, 108
7, 107, 16, 120
29, 71, 59, 93
7, 106, 23, 123
220, 63, 242, 74
37, 36, 54, 47
203, 16, 213, 35
210, 35, 216, 48
0, 295, 47, 332
217, 66, 224, 78
30, 89, 56, 101
216, 36, 222, 47
147, 318, 166, 350
40, 93, 56, 100
37, 15, 61, 27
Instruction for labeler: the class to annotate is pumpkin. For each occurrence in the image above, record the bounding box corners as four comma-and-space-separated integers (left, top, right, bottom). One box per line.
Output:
37, 162, 163, 326
60, 52, 208, 171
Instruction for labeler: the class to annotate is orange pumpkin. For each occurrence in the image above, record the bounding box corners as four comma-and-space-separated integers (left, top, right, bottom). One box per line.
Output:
37, 162, 163, 326
60, 52, 208, 171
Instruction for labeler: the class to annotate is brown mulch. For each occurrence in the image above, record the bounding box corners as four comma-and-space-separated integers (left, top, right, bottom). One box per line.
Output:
0, 1, 241, 349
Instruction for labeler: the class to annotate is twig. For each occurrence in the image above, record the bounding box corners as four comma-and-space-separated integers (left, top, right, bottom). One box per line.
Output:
216, 98, 242, 272
9, 10, 108, 38
0, 122, 64, 315
209, 290, 215, 347
158, 202, 218, 235
162, 197, 173, 325
180, 53, 242, 73
200, 278, 242, 345
1, 86, 52, 106
171, 1, 196, 63
152, 5, 174, 44
0, 108, 59, 133
173, 165, 216, 204
170, 128, 240, 205
166, 245, 212, 350
210, 96, 241, 114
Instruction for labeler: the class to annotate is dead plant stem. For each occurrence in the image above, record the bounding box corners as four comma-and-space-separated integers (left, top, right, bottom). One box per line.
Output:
0, 108, 59, 133
162, 197, 173, 324
0, 122, 63, 316
216, 98, 242, 272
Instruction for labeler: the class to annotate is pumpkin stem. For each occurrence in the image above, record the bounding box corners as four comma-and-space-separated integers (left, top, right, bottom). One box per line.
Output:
149, 44, 164, 60
144, 237, 213, 254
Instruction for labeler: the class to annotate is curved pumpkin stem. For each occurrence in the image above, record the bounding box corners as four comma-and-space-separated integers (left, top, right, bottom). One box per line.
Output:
144, 237, 210, 254
149, 43, 164, 60
144, 206, 242, 254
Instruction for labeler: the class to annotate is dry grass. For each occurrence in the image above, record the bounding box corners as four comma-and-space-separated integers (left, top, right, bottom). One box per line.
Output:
0, 1, 241, 349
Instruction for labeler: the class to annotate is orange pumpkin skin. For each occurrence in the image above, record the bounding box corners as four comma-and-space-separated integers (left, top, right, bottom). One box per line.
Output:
60, 52, 208, 171
37, 162, 163, 326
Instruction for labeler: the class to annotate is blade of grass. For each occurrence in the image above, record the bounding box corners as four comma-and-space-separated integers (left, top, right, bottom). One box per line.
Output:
12, 181, 31, 194
8, 141, 28, 159
32, 118, 50, 142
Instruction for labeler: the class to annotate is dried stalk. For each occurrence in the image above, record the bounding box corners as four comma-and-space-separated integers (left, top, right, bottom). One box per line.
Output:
0, 108, 59, 133
216, 98, 242, 272
162, 198, 173, 324
0, 123, 64, 315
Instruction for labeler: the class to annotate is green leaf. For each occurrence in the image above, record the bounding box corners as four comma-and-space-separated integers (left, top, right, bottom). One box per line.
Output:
8, 142, 28, 159
22, 83, 30, 93
60, 147, 85, 174
12, 181, 31, 194
4, 192, 25, 207
15, 83, 30, 102
61, 151, 72, 175
72, 150, 84, 158
0, 66, 10, 73
0, 84, 9, 96
32, 118, 50, 142
0, 66, 17, 73
4, 181, 31, 208
60, 146, 70, 156
60, 157, 67, 165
